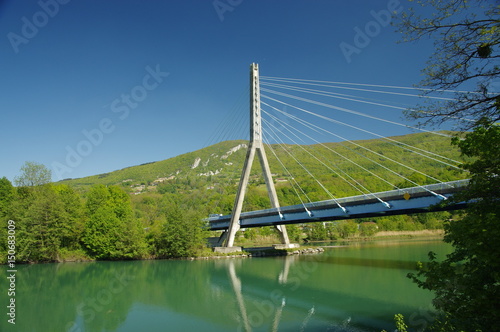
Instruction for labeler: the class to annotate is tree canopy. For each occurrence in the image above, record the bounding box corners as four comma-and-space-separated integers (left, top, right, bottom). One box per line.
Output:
395, 0, 499, 130
14, 161, 52, 187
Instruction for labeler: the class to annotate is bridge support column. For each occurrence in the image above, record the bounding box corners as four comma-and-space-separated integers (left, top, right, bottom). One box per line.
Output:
222, 63, 293, 248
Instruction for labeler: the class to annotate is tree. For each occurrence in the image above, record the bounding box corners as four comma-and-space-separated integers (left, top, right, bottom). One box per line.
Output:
335, 220, 358, 239
359, 222, 378, 237
20, 187, 65, 261
305, 223, 328, 241
408, 120, 499, 331
396, 2, 500, 330
0, 177, 16, 259
53, 184, 85, 250
395, 0, 499, 130
150, 205, 208, 258
0, 177, 15, 217
14, 161, 52, 187
10, 185, 76, 262
83, 185, 146, 259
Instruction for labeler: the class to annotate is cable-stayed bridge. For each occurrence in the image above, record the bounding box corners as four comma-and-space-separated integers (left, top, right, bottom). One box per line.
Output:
210, 64, 470, 250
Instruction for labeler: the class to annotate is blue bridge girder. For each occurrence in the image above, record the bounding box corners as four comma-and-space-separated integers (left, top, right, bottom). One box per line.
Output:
208, 179, 469, 230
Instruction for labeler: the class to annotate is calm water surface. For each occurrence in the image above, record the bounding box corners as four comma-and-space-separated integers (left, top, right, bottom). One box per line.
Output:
1, 238, 451, 332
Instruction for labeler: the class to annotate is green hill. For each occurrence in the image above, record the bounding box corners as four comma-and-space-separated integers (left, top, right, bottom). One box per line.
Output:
60, 131, 467, 215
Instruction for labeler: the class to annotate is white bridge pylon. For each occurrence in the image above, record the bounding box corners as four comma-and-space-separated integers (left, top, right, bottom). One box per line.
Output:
220, 63, 292, 248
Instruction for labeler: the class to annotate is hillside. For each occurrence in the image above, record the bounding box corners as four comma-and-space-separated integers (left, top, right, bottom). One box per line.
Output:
2, 131, 469, 264
60, 131, 468, 214
61, 140, 249, 192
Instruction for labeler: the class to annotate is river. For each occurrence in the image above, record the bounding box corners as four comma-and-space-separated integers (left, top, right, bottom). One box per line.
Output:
1, 238, 451, 332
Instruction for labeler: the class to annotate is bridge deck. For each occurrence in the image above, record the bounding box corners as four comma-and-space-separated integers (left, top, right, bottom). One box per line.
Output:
208, 179, 469, 230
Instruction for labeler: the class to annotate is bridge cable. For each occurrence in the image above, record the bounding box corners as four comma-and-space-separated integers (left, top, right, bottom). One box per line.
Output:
262, 88, 453, 138
261, 81, 419, 110
261, 96, 463, 170
261, 135, 314, 216
260, 81, 475, 124
263, 99, 462, 169
263, 110, 368, 194
261, 76, 495, 95
261, 102, 402, 190
261, 77, 456, 101
263, 118, 349, 213
262, 108, 393, 208
259, 82, 467, 164
264, 102, 451, 199
261, 99, 449, 199
204, 86, 250, 215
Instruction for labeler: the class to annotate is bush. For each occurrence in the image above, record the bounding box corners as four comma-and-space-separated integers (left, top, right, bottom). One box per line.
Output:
305, 223, 328, 241
335, 220, 358, 238
359, 222, 378, 236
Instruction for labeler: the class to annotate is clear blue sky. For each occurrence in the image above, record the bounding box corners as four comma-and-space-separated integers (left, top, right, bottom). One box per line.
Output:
0, 0, 439, 182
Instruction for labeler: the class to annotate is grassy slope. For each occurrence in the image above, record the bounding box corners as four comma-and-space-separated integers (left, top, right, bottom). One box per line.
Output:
60, 131, 467, 204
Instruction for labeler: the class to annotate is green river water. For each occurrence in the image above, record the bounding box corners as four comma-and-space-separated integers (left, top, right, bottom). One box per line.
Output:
1, 238, 451, 332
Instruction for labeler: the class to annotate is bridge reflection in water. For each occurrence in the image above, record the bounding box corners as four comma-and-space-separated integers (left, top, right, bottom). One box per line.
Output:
7, 240, 449, 332
218, 250, 428, 332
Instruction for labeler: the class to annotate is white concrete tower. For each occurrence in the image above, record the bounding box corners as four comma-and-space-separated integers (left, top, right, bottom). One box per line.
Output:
223, 63, 290, 248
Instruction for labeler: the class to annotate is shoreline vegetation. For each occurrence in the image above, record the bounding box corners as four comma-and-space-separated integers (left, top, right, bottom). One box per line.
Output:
1, 229, 444, 264
0, 177, 455, 265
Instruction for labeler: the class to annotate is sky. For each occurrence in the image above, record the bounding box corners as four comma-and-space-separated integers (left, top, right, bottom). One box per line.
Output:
0, 0, 442, 183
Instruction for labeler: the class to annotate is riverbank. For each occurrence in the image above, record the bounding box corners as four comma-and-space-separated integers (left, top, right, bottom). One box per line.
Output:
373, 229, 444, 238
1, 245, 326, 264
186, 246, 325, 260
2, 230, 443, 264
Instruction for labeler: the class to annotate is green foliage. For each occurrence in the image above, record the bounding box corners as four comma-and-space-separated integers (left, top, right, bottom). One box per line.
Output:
53, 184, 85, 249
408, 121, 500, 331
83, 185, 146, 259
285, 224, 302, 242
149, 205, 208, 258
0, 184, 85, 262
14, 161, 52, 187
305, 223, 329, 241
394, 314, 408, 332
243, 228, 257, 240
396, 0, 499, 129
0, 177, 15, 218
359, 222, 378, 237
18, 187, 64, 261
335, 220, 358, 239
